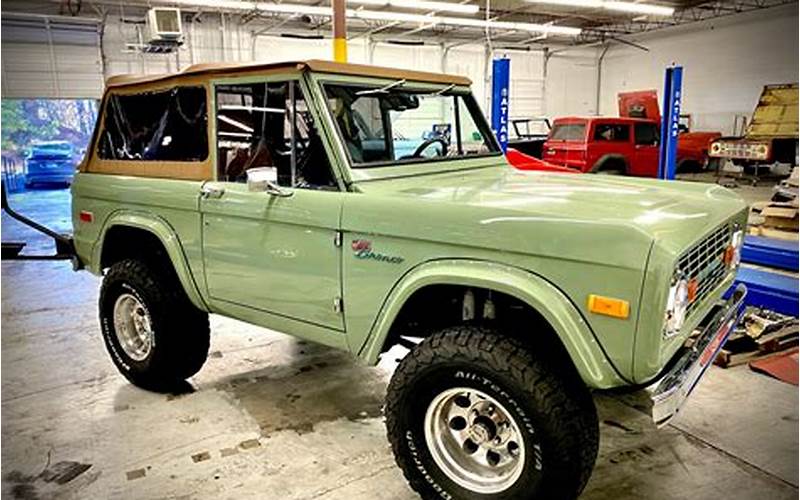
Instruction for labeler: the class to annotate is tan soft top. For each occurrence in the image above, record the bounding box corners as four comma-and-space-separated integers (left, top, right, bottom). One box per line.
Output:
105, 59, 471, 89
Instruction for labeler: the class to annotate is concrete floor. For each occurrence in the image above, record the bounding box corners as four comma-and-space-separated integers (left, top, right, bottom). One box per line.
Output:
1, 185, 797, 500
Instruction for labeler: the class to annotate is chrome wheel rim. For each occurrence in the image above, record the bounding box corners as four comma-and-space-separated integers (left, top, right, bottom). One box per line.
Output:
424, 387, 526, 494
113, 293, 153, 361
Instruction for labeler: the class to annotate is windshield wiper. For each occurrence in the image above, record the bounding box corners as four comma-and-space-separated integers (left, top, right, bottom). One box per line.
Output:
355, 79, 406, 96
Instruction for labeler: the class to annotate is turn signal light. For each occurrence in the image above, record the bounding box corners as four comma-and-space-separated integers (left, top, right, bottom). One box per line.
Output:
687, 278, 699, 303
79, 211, 94, 223
587, 294, 630, 319
723, 245, 734, 266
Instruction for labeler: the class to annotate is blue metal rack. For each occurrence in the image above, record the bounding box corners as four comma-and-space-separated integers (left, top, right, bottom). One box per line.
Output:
741, 235, 799, 272
725, 266, 799, 317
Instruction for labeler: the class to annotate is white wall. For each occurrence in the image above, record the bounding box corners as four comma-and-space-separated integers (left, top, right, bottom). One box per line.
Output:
544, 48, 599, 117
95, 2, 797, 133
599, 3, 799, 134
100, 17, 549, 120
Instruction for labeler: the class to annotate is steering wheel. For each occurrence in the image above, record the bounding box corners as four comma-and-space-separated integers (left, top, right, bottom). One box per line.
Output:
412, 137, 448, 158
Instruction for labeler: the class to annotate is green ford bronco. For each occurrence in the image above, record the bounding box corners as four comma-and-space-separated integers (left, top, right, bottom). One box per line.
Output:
67, 60, 747, 499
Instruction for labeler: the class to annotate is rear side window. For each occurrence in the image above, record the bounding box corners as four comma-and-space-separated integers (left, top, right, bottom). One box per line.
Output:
549, 123, 586, 141
593, 123, 630, 142
634, 123, 659, 146
98, 86, 208, 161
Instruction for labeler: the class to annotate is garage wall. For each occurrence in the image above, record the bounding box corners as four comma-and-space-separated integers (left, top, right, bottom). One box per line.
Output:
99, 16, 552, 121
545, 48, 599, 117
598, 3, 799, 134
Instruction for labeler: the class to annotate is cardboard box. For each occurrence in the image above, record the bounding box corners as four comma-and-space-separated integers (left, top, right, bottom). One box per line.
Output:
761, 201, 799, 231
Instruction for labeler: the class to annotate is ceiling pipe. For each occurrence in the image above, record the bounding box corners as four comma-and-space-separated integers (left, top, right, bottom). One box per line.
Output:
595, 43, 609, 115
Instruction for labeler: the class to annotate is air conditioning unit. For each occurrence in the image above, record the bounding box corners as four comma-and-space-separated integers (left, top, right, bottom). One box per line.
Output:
146, 7, 183, 43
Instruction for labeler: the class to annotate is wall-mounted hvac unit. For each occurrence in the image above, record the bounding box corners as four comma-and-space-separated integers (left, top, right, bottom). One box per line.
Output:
146, 7, 183, 44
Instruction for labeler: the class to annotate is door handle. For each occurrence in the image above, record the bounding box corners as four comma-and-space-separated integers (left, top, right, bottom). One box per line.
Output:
201, 185, 225, 199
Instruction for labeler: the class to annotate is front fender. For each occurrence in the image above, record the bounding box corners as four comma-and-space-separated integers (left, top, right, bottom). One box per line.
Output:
91, 211, 208, 311
357, 259, 627, 389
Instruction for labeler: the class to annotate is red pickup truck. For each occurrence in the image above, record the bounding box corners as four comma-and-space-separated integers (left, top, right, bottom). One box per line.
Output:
539, 91, 721, 177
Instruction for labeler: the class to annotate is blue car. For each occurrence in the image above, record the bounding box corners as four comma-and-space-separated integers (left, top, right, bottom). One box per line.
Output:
25, 141, 77, 188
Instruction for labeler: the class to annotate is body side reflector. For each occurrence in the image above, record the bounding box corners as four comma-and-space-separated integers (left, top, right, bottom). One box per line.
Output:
588, 294, 630, 319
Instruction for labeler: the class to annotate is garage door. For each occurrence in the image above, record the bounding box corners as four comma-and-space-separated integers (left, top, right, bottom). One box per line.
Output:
1, 15, 104, 99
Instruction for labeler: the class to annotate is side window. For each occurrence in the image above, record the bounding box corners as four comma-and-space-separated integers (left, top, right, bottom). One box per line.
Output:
215, 80, 337, 190
98, 86, 208, 161
593, 123, 630, 142
634, 123, 659, 146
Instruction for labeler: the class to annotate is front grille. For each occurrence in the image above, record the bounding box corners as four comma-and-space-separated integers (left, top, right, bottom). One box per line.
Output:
676, 223, 731, 317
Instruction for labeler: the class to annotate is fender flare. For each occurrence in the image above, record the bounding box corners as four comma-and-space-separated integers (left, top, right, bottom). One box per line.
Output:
357, 259, 626, 389
590, 154, 628, 174
91, 210, 208, 311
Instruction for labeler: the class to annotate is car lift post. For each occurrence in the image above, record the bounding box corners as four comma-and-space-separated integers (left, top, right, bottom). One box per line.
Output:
491, 57, 511, 153
658, 65, 683, 180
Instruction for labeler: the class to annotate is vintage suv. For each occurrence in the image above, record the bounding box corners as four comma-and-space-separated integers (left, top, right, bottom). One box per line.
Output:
69, 60, 748, 500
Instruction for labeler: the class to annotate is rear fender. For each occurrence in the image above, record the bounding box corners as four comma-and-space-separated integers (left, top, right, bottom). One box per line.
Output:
358, 259, 626, 389
92, 211, 208, 311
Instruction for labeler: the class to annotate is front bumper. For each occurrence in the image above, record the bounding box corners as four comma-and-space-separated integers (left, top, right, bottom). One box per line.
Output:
648, 284, 747, 427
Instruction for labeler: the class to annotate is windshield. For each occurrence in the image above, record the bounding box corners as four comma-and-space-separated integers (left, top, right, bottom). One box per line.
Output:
323, 83, 499, 168
549, 123, 586, 142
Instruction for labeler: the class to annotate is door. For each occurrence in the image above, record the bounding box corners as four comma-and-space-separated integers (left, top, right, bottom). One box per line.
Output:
543, 120, 588, 170
200, 78, 345, 331
633, 122, 660, 177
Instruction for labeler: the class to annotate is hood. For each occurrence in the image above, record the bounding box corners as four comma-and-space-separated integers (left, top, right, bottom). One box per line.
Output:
618, 90, 660, 121
351, 165, 746, 268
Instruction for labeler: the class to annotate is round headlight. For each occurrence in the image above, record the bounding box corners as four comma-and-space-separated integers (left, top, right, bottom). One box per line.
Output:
665, 277, 690, 337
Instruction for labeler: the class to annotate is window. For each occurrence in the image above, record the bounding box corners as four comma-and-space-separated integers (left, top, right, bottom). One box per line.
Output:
215, 81, 337, 190
98, 86, 207, 161
323, 83, 499, 168
593, 123, 630, 142
549, 123, 586, 141
634, 123, 659, 146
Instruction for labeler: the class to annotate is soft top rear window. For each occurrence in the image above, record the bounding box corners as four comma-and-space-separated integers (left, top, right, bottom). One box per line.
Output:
549, 123, 586, 141
98, 86, 208, 162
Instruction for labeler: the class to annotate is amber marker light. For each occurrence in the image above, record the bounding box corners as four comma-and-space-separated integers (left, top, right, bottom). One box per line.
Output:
587, 294, 630, 319
687, 278, 699, 303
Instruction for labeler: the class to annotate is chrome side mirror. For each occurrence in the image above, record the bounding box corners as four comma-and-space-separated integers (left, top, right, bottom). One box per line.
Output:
247, 167, 293, 198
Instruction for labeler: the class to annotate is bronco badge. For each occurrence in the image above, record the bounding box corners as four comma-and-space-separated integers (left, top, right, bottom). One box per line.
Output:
351, 239, 404, 264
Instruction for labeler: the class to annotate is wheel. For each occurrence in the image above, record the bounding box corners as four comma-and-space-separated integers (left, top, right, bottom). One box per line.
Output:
595, 167, 624, 175
99, 259, 209, 391
386, 326, 598, 500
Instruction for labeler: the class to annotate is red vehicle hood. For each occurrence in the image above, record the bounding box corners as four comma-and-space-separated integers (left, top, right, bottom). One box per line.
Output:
506, 148, 578, 173
618, 90, 661, 121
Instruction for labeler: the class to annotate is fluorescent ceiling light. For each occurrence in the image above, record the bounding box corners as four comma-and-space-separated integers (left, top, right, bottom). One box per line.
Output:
349, 0, 480, 14
526, 0, 674, 16
603, 1, 674, 15
168, 1, 580, 35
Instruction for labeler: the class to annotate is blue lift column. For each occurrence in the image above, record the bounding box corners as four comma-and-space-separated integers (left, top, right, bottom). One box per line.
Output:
658, 65, 683, 180
491, 57, 511, 153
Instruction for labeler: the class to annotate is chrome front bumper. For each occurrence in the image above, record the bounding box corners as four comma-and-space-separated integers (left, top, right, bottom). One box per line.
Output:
648, 284, 747, 427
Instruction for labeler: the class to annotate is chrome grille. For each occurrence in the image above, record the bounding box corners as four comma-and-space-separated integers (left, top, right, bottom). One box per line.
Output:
676, 223, 731, 317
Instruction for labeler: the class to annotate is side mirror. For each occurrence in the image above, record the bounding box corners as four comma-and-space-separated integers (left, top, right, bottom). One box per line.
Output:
246, 167, 293, 198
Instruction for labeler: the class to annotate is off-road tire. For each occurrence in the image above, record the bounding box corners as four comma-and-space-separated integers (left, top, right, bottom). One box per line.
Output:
99, 258, 209, 391
386, 326, 598, 500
